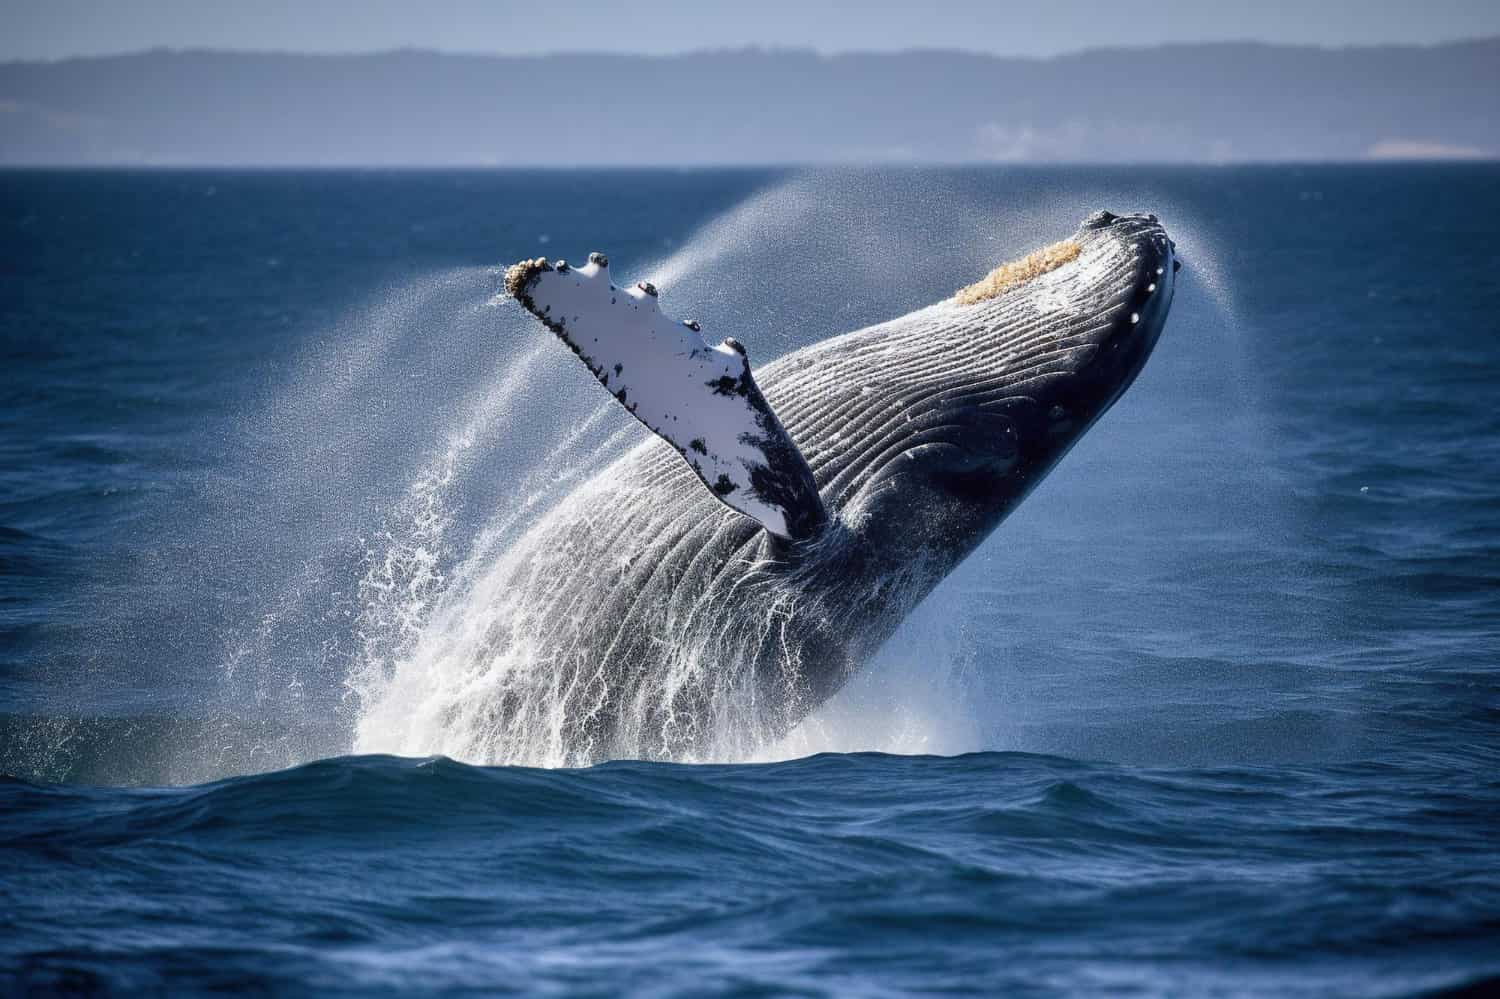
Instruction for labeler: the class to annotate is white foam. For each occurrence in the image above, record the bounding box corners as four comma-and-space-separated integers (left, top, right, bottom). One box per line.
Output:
312, 173, 1275, 769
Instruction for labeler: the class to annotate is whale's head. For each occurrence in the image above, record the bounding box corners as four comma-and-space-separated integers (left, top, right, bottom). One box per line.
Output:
816, 211, 1178, 568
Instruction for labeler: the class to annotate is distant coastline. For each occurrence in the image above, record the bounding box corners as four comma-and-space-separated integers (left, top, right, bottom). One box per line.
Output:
2, 39, 1496, 166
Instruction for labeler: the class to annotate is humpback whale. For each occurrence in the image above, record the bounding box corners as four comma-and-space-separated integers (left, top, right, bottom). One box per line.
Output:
484, 210, 1178, 765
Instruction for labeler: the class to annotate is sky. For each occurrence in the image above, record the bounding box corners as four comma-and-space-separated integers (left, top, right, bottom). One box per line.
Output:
3, 0, 1499, 61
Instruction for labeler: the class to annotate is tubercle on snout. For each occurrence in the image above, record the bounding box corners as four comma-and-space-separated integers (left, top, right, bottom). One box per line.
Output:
950, 239, 1082, 306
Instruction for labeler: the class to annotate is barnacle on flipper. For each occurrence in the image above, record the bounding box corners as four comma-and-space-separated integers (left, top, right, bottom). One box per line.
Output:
504, 257, 552, 299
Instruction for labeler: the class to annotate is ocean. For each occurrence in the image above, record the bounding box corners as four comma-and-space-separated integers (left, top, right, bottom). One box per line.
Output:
1, 166, 1497, 995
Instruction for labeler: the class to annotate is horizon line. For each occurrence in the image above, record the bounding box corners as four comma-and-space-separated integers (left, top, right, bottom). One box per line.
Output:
5, 34, 1498, 67
3, 157, 1496, 171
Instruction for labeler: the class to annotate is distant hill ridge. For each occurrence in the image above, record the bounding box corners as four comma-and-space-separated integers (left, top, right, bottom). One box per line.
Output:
2, 40, 1496, 165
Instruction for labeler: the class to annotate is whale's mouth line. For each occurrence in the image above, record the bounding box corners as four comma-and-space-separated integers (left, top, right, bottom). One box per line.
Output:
950, 238, 1082, 306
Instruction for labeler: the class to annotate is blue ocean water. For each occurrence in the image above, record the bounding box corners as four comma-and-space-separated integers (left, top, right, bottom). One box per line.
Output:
1, 166, 1498, 995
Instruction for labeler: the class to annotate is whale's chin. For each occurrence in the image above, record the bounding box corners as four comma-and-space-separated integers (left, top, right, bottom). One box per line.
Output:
819, 209, 1180, 528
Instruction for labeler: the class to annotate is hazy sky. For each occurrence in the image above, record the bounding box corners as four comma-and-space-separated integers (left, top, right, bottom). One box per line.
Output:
4, 0, 1499, 61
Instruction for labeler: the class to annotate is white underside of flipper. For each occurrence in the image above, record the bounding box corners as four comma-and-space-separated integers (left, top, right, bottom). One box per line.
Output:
505, 254, 824, 540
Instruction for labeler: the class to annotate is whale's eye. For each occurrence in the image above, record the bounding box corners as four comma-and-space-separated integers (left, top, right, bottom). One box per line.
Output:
1047, 404, 1079, 438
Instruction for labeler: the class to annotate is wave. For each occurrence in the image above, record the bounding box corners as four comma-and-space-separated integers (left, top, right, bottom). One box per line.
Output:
3, 751, 1498, 995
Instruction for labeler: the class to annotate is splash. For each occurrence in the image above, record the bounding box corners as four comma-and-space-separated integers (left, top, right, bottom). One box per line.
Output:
343, 172, 1098, 765
317, 172, 1269, 769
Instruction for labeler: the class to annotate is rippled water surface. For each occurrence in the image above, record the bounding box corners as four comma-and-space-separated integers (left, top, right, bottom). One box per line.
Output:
2, 166, 1497, 995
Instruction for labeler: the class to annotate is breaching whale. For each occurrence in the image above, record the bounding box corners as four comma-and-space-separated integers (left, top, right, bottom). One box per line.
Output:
486, 210, 1178, 765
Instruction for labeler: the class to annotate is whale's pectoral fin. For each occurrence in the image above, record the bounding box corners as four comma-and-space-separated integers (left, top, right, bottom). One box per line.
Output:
504, 253, 827, 540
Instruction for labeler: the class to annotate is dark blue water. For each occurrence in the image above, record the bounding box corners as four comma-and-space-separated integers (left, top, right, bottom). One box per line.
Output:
3, 166, 1498, 995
